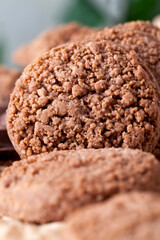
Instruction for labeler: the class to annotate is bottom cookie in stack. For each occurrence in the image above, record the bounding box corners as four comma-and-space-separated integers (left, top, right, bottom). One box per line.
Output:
0, 148, 160, 223
66, 191, 160, 240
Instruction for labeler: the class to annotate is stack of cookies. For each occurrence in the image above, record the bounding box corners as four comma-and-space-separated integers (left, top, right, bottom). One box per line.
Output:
1, 21, 160, 240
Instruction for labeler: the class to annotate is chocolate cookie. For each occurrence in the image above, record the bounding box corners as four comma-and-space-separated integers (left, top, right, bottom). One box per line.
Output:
0, 148, 160, 223
115, 20, 160, 41
66, 192, 160, 240
7, 40, 160, 157
13, 22, 95, 66
0, 66, 21, 111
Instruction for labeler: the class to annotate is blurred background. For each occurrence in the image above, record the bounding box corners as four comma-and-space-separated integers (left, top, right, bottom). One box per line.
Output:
0, 0, 160, 67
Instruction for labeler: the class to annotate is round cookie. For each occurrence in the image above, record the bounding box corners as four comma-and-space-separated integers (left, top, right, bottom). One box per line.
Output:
66, 192, 160, 240
7, 40, 160, 157
0, 65, 21, 111
0, 148, 160, 223
13, 22, 95, 66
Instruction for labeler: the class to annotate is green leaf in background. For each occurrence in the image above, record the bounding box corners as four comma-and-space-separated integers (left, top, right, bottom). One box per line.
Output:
62, 0, 105, 27
151, 0, 160, 20
126, 0, 160, 21
61, 0, 160, 27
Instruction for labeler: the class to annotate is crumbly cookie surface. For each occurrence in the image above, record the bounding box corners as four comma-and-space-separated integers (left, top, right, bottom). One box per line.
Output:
13, 22, 95, 66
66, 191, 160, 240
0, 148, 160, 223
7, 40, 160, 157
115, 20, 160, 41
86, 26, 160, 89
0, 66, 20, 110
